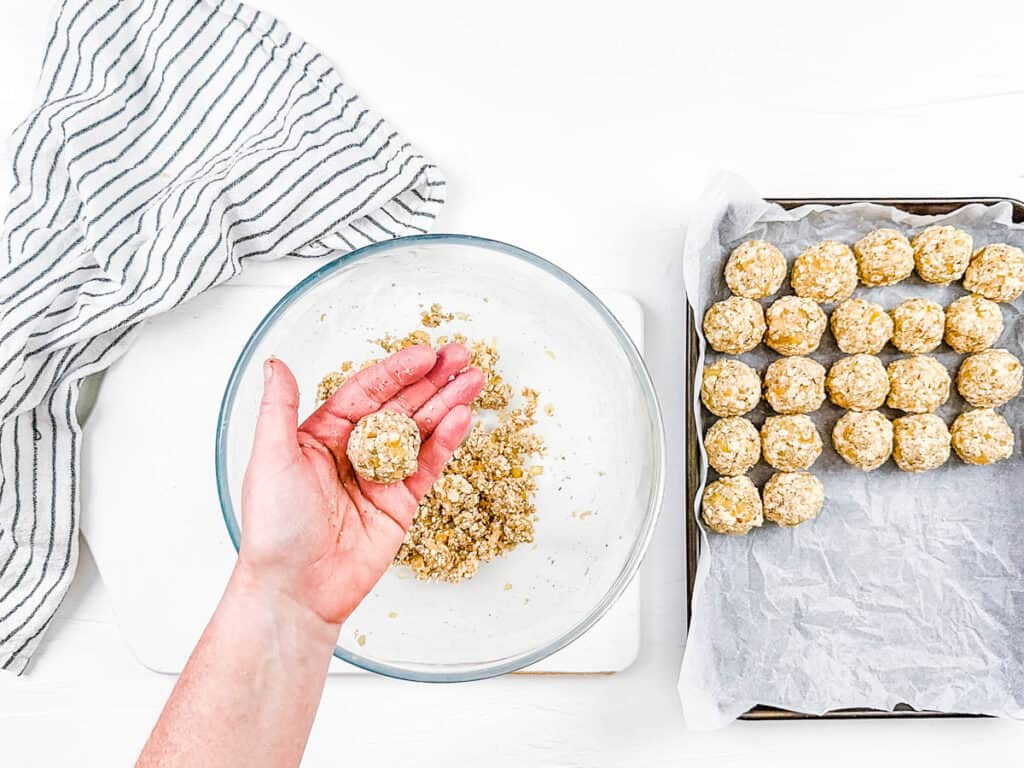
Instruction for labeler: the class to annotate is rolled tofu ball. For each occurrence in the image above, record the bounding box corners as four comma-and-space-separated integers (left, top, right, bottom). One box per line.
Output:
892, 414, 951, 472
853, 228, 914, 287
826, 354, 889, 411
956, 349, 1024, 407
830, 297, 893, 354
763, 356, 826, 415
832, 410, 893, 471
702, 296, 766, 354
762, 471, 824, 527
886, 356, 951, 414
912, 225, 973, 284
791, 240, 858, 303
890, 298, 945, 354
765, 296, 828, 356
944, 294, 1003, 354
760, 414, 822, 471
346, 410, 421, 483
700, 359, 761, 417
724, 240, 787, 299
951, 408, 1015, 466
704, 417, 761, 476
701, 475, 763, 535
963, 243, 1024, 303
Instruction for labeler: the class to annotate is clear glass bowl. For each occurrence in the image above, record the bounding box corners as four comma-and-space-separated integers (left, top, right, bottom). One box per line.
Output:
216, 235, 665, 681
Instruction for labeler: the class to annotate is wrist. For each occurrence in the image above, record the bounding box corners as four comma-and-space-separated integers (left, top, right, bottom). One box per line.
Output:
227, 561, 343, 655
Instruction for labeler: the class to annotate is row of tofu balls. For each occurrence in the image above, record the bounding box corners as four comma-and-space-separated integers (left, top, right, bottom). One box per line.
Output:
703, 345, 1023, 421
706, 292, 1011, 360
723, 227, 1024, 305
702, 351, 1019, 478
701, 471, 821, 536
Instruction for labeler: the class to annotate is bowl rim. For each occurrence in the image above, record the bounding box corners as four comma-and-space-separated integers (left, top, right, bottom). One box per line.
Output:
215, 233, 666, 682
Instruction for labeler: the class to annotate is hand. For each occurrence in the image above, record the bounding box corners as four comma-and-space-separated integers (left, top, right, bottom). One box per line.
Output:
237, 344, 484, 628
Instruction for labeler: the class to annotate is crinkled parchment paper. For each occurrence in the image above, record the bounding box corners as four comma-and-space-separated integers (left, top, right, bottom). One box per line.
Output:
678, 173, 1024, 729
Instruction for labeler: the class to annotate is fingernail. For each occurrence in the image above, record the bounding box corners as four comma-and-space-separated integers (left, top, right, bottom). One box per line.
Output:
264, 359, 274, 382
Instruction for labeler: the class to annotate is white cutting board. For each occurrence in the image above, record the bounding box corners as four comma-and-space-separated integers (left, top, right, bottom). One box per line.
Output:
80, 257, 644, 675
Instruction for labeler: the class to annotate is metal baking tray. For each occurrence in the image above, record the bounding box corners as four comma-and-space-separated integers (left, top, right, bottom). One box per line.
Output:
684, 196, 1024, 721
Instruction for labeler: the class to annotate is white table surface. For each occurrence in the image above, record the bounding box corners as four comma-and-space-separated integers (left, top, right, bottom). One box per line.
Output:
4, 0, 1024, 764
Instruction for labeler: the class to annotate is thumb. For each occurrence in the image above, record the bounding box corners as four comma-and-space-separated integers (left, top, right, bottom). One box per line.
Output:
252, 357, 301, 461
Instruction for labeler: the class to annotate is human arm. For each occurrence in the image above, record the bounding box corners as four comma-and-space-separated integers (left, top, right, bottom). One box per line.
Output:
137, 345, 483, 767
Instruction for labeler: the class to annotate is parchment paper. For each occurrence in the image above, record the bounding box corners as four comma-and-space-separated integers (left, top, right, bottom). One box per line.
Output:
678, 172, 1024, 729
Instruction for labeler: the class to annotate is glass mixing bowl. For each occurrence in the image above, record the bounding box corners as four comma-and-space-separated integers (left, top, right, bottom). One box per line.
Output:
216, 234, 665, 681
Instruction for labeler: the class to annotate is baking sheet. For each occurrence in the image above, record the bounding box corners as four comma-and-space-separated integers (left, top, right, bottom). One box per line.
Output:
678, 173, 1024, 729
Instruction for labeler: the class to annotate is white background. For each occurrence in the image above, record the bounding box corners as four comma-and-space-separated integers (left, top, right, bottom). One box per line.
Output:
3, 0, 1024, 765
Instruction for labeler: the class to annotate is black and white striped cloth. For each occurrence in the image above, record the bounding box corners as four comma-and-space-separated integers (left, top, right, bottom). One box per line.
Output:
0, 0, 446, 674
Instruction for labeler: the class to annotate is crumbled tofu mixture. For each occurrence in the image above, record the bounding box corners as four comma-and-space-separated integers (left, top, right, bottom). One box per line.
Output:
316, 306, 545, 583
421, 302, 454, 327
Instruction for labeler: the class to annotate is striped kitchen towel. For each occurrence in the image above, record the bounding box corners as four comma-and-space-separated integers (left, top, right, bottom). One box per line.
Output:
0, 0, 446, 674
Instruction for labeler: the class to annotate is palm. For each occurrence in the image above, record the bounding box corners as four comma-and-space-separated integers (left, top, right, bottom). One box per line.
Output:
240, 345, 483, 624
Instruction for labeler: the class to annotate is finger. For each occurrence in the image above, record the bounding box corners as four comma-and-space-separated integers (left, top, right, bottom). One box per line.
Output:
383, 343, 470, 417
412, 367, 484, 438
251, 358, 301, 464
301, 345, 436, 448
404, 405, 474, 499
